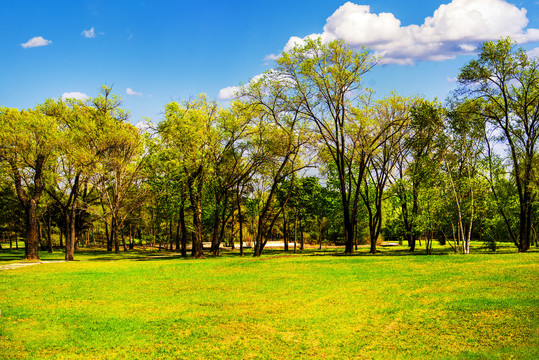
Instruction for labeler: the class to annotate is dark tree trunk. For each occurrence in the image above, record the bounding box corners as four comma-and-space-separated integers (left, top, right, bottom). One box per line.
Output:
38, 219, 45, 251
113, 215, 120, 254
24, 199, 40, 260
122, 226, 127, 251
294, 212, 297, 254
47, 213, 53, 253
283, 210, 289, 252
104, 218, 112, 251
180, 204, 187, 258
59, 227, 63, 248
238, 202, 244, 257
300, 217, 304, 251
175, 215, 181, 251
129, 225, 134, 250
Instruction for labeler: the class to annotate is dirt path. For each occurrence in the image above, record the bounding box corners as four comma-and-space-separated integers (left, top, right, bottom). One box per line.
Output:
0, 261, 64, 271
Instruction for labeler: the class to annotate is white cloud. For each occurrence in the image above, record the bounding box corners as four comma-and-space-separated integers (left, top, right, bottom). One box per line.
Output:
82, 27, 96, 38
126, 88, 143, 96
21, 36, 52, 48
218, 86, 240, 100
270, 0, 539, 65
446, 77, 458, 83
61, 92, 89, 100
528, 47, 539, 59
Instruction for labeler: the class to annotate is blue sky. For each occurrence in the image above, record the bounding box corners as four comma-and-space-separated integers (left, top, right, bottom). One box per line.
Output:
1, 0, 538, 125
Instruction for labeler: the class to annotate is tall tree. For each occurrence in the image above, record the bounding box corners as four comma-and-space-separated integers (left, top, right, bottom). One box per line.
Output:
0, 106, 58, 260
270, 38, 377, 254
160, 95, 220, 258
359, 94, 413, 253
458, 38, 539, 252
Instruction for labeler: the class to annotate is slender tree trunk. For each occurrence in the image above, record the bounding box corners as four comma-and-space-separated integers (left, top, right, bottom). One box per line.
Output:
180, 204, 187, 258
104, 218, 111, 251
65, 212, 74, 261
294, 212, 297, 254
230, 210, 235, 250
113, 215, 120, 254
238, 197, 244, 257
122, 226, 127, 251
354, 219, 358, 251
129, 225, 134, 250
283, 210, 289, 252
175, 215, 181, 251
300, 217, 304, 251
190, 200, 204, 258
47, 213, 53, 253
38, 220, 45, 251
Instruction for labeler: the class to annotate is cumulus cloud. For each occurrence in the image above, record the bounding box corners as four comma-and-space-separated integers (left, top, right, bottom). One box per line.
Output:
218, 86, 240, 100
61, 92, 89, 100
81, 27, 96, 38
271, 0, 539, 65
21, 36, 52, 48
126, 88, 143, 96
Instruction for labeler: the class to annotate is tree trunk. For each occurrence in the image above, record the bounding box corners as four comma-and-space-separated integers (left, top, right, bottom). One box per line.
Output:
294, 212, 297, 254
113, 215, 120, 254
238, 200, 244, 257
38, 219, 45, 251
180, 204, 187, 258
24, 199, 40, 260
47, 213, 53, 253
283, 210, 289, 252
59, 226, 63, 248
175, 215, 181, 251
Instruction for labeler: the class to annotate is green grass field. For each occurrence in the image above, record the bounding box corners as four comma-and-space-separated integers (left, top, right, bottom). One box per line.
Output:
0, 245, 537, 359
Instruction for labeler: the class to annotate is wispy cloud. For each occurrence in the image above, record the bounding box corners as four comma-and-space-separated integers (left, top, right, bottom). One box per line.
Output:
61, 92, 89, 100
21, 36, 52, 48
263, 54, 279, 65
528, 47, 539, 59
81, 27, 96, 38
126, 88, 143, 96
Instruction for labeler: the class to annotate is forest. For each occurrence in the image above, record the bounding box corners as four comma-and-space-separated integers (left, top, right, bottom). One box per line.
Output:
1, 37, 537, 261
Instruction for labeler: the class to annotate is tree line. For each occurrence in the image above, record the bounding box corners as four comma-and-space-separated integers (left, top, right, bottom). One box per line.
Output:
0, 37, 537, 260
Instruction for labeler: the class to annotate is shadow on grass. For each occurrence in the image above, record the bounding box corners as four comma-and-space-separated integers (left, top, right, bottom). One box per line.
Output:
1, 243, 533, 263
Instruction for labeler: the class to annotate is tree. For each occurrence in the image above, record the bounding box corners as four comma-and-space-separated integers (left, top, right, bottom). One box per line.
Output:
359, 94, 413, 253
441, 102, 487, 254
392, 100, 444, 251
271, 37, 377, 254
159, 95, 220, 258
0, 106, 59, 260
458, 38, 539, 252
89, 86, 146, 254
241, 73, 311, 257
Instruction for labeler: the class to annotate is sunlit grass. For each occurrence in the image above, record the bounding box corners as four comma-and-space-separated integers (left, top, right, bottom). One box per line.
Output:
0, 245, 537, 359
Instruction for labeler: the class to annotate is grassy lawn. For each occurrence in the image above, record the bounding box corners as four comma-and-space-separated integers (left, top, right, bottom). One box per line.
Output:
0, 245, 537, 359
